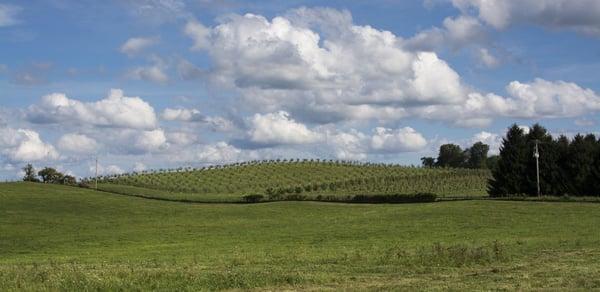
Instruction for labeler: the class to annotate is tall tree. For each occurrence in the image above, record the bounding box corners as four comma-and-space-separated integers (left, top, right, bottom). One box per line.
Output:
590, 136, 600, 196
567, 134, 598, 196
523, 124, 554, 196
22, 164, 39, 182
552, 135, 572, 195
436, 144, 465, 168
465, 142, 489, 169
487, 155, 500, 170
37, 167, 64, 184
488, 124, 528, 197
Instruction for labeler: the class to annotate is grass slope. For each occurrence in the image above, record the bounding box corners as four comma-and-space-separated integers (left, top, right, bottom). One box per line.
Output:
1, 182, 600, 290
96, 161, 490, 202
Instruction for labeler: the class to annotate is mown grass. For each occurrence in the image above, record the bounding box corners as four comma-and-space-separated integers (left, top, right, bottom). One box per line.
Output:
1, 182, 600, 290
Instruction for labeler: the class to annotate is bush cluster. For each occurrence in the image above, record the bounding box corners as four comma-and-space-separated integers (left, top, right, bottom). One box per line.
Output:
242, 194, 264, 203
243, 192, 436, 204
350, 193, 437, 203
22, 164, 77, 186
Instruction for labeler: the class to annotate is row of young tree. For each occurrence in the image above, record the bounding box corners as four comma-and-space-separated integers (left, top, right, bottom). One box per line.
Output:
421, 142, 498, 169
489, 124, 600, 197
22, 164, 77, 185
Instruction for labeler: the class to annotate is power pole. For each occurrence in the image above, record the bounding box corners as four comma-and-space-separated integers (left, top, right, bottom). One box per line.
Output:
95, 156, 98, 190
534, 140, 540, 197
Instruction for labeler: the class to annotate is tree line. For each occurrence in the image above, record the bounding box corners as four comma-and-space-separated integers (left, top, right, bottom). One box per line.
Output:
22, 164, 77, 185
488, 124, 600, 197
421, 142, 498, 169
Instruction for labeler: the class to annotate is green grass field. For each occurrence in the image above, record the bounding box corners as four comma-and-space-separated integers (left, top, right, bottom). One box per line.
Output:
2, 182, 600, 290
95, 161, 491, 202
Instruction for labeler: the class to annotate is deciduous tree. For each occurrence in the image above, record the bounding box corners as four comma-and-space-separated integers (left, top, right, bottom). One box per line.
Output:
22, 164, 39, 182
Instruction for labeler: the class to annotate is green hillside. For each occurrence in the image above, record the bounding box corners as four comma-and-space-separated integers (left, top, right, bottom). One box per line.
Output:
2, 182, 600, 290
95, 160, 491, 202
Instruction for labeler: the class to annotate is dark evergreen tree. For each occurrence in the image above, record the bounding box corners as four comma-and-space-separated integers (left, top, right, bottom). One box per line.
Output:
488, 124, 528, 197
489, 123, 600, 197
523, 124, 554, 196
553, 135, 572, 195
590, 136, 600, 196
487, 155, 500, 170
566, 134, 597, 196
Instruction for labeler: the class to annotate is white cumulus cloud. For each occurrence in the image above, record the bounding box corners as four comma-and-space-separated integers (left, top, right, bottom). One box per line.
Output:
506, 78, 600, 118
370, 127, 428, 153
326, 129, 368, 161
406, 15, 485, 51
248, 111, 321, 146
133, 129, 167, 152
195, 142, 241, 163
0, 128, 59, 162
451, 0, 600, 36
414, 78, 600, 127
184, 8, 471, 123
27, 89, 158, 130
183, 8, 600, 127
57, 133, 98, 154
326, 126, 428, 160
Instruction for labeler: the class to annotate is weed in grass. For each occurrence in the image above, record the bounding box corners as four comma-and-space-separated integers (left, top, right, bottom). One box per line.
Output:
416, 242, 508, 267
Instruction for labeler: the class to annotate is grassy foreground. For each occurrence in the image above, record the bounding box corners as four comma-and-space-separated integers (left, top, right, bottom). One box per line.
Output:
1, 182, 600, 290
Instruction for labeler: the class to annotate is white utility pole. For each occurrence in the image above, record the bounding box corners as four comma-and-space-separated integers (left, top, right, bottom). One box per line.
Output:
95, 156, 98, 190
534, 140, 540, 197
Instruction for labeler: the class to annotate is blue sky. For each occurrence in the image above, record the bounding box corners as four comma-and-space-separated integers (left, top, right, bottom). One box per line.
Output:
1, 0, 599, 179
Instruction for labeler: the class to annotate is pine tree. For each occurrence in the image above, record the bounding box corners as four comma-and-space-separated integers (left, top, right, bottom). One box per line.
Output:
580, 134, 599, 195
553, 135, 572, 195
523, 124, 554, 196
488, 124, 528, 197
590, 136, 600, 196
567, 134, 597, 196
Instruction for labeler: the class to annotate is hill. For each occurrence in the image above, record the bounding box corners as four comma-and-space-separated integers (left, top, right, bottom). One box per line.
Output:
94, 160, 491, 202
1, 182, 600, 290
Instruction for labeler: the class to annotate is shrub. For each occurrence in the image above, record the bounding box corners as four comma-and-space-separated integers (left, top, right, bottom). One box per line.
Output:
242, 194, 264, 203
265, 187, 275, 196
284, 194, 307, 201
351, 193, 437, 203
